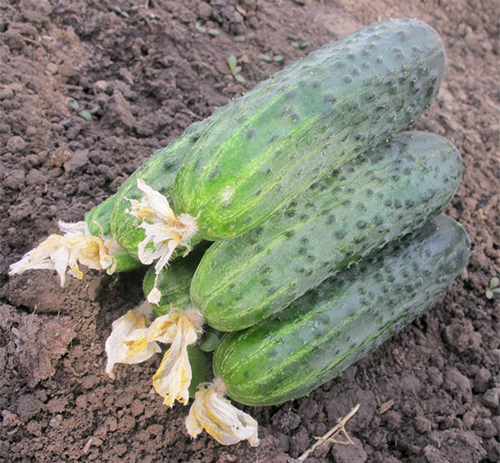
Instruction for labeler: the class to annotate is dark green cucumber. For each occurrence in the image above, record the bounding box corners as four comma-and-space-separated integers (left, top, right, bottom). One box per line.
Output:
85, 195, 141, 272
174, 18, 446, 241
214, 215, 470, 406
143, 242, 210, 318
191, 131, 462, 332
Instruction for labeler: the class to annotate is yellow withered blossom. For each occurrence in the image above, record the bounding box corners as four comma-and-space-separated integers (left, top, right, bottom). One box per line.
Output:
9, 221, 117, 286
105, 306, 203, 406
186, 378, 260, 446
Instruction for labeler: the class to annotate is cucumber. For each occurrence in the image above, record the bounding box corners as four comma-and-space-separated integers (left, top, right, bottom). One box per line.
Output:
173, 18, 446, 241
213, 215, 470, 406
191, 131, 462, 332
85, 196, 141, 272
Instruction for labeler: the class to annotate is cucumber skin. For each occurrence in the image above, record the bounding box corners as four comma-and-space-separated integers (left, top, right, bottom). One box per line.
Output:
85, 195, 141, 272
214, 215, 470, 406
174, 18, 446, 241
191, 131, 462, 332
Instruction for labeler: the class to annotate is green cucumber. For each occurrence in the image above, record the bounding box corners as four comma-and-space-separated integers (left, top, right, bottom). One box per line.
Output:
85, 195, 141, 272
191, 131, 462, 332
174, 18, 446, 241
214, 215, 470, 406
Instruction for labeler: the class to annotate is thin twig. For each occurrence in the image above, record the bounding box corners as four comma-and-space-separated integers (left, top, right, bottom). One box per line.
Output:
298, 403, 360, 461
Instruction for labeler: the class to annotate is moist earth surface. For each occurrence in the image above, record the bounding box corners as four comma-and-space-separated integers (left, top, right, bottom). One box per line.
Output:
0, 1, 499, 462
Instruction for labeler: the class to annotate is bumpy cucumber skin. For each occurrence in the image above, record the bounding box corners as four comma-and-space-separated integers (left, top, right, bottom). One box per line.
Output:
85, 195, 141, 272
214, 215, 470, 406
174, 18, 446, 241
191, 131, 462, 332
143, 243, 209, 318
110, 124, 207, 258
86, 195, 115, 239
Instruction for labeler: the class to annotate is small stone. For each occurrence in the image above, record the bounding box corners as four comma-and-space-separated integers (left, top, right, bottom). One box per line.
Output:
46, 62, 58, 75
483, 387, 500, 408
16, 396, 44, 422
26, 169, 47, 186
198, 1, 212, 19
0, 88, 14, 100
383, 411, 401, 430
64, 148, 89, 172
463, 411, 476, 429
424, 445, 450, 463
49, 414, 63, 428
65, 123, 82, 140
2, 30, 25, 50
103, 89, 136, 129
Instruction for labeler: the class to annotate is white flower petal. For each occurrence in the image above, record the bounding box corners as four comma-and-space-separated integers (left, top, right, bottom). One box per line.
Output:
127, 180, 198, 298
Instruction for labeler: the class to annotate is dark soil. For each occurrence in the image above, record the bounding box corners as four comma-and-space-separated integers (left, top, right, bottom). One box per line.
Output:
1, 0, 499, 462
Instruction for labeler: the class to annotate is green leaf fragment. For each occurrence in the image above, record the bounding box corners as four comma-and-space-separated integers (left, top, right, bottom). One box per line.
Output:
69, 99, 79, 110
79, 110, 93, 121
234, 74, 246, 83
227, 55, 237, 71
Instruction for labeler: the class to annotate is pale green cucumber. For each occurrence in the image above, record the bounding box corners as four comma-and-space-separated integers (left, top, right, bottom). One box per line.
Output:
214, 215, 470, 406
174, 18, 446, 241
191, 131, 462, 332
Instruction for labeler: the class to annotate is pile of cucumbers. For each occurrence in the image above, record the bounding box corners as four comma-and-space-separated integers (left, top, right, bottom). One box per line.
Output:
11, 18, 470, 445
